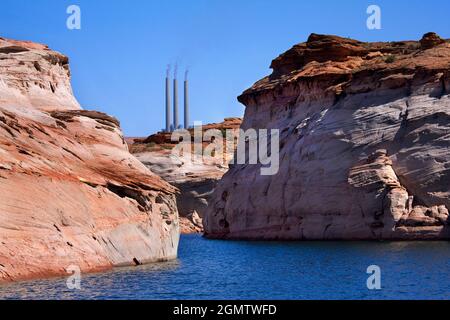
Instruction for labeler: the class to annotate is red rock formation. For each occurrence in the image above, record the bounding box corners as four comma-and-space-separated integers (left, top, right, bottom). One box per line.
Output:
0, 37, 79, 111
0, 37, 179, 283
420, 32, 446, 50
205, 33, 450, 240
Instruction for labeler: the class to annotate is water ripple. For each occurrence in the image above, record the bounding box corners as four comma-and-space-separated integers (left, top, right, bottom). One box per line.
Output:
0, 235, 449, 300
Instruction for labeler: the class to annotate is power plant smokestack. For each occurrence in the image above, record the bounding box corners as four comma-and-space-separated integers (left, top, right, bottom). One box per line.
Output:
165, 65, 171, 132
184, 70, 189, 129
173, 64, 179, 130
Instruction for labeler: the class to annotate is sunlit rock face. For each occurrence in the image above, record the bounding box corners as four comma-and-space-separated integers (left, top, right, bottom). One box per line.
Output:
129, 118, 242, 234
204, 33, 450, 240
0, 37, 179, 283
0, 37, 80, 111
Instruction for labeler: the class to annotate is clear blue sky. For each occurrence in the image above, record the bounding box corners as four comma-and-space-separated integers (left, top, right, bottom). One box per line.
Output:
1, 0, 449, 136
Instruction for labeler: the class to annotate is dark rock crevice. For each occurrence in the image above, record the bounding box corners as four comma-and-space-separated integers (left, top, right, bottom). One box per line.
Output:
106, 183, 150, 210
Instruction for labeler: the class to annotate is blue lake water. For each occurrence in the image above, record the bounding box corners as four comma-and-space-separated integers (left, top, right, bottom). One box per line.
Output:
0, 234, 449, 300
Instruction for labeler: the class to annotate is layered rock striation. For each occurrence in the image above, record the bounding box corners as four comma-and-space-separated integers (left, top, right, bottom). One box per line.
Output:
129, 118, 242, 234
0, 37, 179, 282
204, 33, 450, 240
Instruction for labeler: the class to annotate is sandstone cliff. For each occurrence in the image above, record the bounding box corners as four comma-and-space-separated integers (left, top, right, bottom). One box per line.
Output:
204, 33, 450, 240
0, 37, 179, 282
128, 118, 242, 234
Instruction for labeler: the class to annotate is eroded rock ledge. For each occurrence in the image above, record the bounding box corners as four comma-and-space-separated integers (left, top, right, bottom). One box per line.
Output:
0, 37, 179, 282
205, 33, 450, 240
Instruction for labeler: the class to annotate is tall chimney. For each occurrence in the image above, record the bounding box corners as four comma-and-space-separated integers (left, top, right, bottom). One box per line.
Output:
165, 65, 171, 132
173, 65, 179, 130
184, 70, 189, 129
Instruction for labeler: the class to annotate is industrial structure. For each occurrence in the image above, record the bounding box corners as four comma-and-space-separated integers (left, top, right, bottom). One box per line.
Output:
165, 66, 171, 132
165, 65, 189, 132
184, 70, 189, 130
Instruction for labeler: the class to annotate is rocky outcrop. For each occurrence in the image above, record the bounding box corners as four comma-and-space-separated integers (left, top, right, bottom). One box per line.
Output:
420, 32, 446, 50
128, 118, 242, 234
0, 37, 80, 111
204, 33, 450, 240
0, 37, 179, 283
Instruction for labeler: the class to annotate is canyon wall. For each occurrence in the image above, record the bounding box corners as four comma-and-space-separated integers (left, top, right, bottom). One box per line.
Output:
0, 37, 179, 282
204, 33, 450, 240
129, 118, 242, 234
